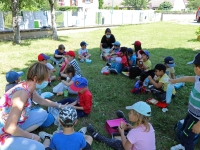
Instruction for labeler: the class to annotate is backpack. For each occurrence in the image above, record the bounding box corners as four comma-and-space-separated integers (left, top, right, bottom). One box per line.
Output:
131, 80, 146, 94
110, 62, 122, 74
174, 119, 199, 145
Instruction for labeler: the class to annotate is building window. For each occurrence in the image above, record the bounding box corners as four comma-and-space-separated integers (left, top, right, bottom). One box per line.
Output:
72, 0, 76, 5
85, 0, 91, 3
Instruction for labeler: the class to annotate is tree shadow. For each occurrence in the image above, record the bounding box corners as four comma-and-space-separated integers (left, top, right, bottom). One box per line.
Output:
187, 39, 200, 42
57, 36, 69, 42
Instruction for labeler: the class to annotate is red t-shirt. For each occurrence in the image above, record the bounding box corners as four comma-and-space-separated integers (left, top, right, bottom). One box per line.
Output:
78, 89, 92, 114
121, 55, 128, 67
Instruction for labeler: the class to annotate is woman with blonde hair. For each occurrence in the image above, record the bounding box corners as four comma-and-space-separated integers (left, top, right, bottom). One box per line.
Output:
87, 101, 156, 150
0, 62, 67, 150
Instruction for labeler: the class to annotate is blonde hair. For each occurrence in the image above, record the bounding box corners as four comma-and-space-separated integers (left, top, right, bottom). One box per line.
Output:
27, 62, 49, 83
132, 110, 150, 132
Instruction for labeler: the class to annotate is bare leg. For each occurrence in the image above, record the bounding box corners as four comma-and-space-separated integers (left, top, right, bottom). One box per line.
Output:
43, 139, 51, 148
84, 135, 93, 145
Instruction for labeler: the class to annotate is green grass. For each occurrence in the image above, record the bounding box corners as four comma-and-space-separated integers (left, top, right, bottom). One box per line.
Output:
0, 22, 200, 150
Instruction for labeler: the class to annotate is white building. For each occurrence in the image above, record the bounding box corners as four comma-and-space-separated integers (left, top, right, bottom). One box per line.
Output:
57, 0, 99, 11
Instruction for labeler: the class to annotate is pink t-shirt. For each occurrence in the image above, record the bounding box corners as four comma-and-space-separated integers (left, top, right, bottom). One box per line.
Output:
127, 123, 156, 150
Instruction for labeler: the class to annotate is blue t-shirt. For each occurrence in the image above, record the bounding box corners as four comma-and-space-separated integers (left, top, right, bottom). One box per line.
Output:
130, 54, 136, 66
50, 132, 86, 150
71, 74, 80, 82
54, 49, 66, 59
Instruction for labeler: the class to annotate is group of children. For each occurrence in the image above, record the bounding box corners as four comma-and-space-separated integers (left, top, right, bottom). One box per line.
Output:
3, 37, 200, 150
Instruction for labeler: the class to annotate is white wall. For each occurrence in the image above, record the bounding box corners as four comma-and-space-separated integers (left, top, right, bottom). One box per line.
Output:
172, 0, 185, 11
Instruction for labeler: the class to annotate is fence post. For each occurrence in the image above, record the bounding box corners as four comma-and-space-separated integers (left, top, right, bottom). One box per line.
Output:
122, 11, 123, 24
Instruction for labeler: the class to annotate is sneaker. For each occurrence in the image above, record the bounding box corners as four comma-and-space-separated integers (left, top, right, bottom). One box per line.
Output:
39, 131, 53, 140
87, 124, 98, 138
110, 69, 118, 74
122, 72, 129, 77
116, 110, 126, 119
106, 63, 111, 67
78, 127, 87, 134
170, 144, 185, 150
80, 59, 84, 63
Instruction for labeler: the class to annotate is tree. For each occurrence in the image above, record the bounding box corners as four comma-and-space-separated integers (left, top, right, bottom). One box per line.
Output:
98, 0, 104, 9
121, 0, 149, 10
187, 0, 200, 10
158, 1, 172, 10
48, 0, 58, 40
114, 5, 119, 10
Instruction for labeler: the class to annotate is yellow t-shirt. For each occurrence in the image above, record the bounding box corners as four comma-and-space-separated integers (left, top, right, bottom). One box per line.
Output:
158, 73, 176, 95
143, 59, 152, 71
166, 67, 175, 79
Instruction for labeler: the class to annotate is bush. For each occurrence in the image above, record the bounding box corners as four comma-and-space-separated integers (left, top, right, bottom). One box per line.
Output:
158, 1, 172, 10
57, 6, 78, 11
114, 5, 119, 10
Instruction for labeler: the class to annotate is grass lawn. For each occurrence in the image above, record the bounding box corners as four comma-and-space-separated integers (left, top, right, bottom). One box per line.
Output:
0, 22, 200, 150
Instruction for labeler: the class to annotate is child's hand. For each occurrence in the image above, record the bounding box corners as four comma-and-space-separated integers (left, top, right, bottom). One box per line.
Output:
169, 79, 176, 84
148, 75, 152, 80
192, 121, 200, 134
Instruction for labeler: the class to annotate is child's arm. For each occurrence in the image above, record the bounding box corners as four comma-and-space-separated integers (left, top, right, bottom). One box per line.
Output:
148, 76, 163, 89
170, 73, 175, 79
169, 76, 195, 84
60, 73, 68, 78
192, 120, 200, 134
142, 63, 149, 70
54, 54, 64, 58
61, 80, 73, 87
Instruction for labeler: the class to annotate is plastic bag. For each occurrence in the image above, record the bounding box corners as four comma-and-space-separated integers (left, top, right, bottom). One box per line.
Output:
40, 92, 54, 99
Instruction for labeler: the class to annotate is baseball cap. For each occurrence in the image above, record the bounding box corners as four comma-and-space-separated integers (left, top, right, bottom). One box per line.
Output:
38, 53, 50, 61
70, 77, 88, 92
65, 50, 76, 57
59, 106, 77, 126
139, 50, 150, 58
80, 41, 88, 46
112, 41, 120, 47
132, 41, 141, 46
126, 101, 151, 117
127, 48, 133, 54
187, 52, 200, 65
6, 71, 24, 83
164, 56, 175, 67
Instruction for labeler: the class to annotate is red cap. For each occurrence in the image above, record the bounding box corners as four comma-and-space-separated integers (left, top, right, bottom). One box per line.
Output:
132, 41, 141, 46
38, 53, 50, 61
65, 50, 76, 57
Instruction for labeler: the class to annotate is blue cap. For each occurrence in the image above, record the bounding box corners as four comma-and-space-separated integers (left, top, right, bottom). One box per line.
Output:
70, 77, 88, 92
6, 71, 24, 83
164, 56, 175, 67
80, 41, 88, 46
139, 50, 150, 58
127, 48, 133, 54
112, 41, 121, 47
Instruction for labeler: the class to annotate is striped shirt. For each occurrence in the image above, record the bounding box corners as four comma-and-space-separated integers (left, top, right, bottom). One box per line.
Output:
69, 59, 82, 77
188, 75, 200, 120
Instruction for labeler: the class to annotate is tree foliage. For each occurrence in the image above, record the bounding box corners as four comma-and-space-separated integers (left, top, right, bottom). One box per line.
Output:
187, 0, 200, 10
98, 0, 104, 9
158, 1, 172, 10
121, 0, 149, 10
114, 5, 119, 10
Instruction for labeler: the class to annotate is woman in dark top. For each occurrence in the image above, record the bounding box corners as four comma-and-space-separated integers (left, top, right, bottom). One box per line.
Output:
100, 28, 116, 54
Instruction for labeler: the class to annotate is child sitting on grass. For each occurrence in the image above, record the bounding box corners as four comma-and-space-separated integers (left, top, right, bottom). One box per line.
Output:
53, 65, 80, 95
50, 44, 66, 65
39, 106, 93, 150
78, 41, 91, 62
87, 101, 155, 150
164, 56, 175, 79
106, 41, 121, 64
5, 70, 24, 92
132, 40, 142, 61
58, 77, 92, 118
38, 53, 56, 84
148, 64, 176, 102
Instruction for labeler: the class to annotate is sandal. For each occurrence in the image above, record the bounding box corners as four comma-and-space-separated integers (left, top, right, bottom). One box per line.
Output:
146, 98, 168, 108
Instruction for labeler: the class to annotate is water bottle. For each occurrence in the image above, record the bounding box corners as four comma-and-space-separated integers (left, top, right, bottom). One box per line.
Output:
174, 82, 185, 89
143, 78, 149, 86
166, 83, 174, 104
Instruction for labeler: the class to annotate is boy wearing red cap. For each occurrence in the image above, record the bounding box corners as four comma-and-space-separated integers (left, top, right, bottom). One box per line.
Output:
63, 50, 82, 77
58, 77, 92, 118
38, 53, 56, 83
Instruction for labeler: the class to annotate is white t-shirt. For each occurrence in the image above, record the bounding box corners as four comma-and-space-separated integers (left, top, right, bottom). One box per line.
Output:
78, 48, 88, 57
166, 67, 175, 79
46, 63, 54, 70
127, 123, 156, 150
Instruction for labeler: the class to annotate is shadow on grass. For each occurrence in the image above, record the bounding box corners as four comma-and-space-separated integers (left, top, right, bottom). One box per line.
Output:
57, 36, 69, 42
187, 39, 200, 42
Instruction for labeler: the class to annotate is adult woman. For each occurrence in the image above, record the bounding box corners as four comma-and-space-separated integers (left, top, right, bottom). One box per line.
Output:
0, 62, 66, 150
100, 28, 116, 59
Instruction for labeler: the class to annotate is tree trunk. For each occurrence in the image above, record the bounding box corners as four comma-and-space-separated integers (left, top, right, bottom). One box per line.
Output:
11, 0, 20, 44
49, 0, 58, 40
